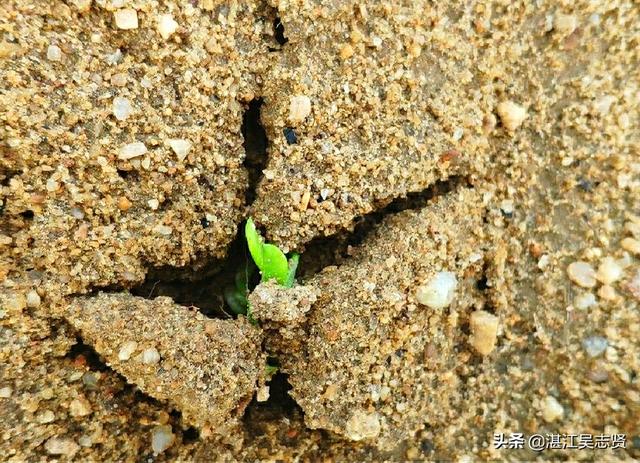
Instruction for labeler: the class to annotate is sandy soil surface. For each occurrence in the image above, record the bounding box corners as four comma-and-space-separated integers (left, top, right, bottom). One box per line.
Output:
1, 0, 638, 461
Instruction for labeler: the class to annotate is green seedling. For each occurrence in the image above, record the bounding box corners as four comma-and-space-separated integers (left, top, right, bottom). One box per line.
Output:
245, 218, 299, 288
223, 219, 299, 322
265, 363, 279, 376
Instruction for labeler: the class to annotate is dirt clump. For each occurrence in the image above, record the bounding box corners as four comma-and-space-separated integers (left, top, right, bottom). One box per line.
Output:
271, 189, 486, 449
64, 293, 265, 440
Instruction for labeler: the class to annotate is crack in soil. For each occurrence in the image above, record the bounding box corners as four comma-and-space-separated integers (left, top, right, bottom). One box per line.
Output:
63, 325, 199, 443
55, 63, 474, 447
298, 175, 472, 280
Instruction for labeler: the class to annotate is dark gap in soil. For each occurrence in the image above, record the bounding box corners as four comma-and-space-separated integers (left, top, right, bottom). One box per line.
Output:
242, 372, 303, 434
127, 98, 269, 320
273, 17, 288, 46
65, 337, 111, 372
130, 222, 251, 319
242, 98, 268, 204
299, 175, 470, 279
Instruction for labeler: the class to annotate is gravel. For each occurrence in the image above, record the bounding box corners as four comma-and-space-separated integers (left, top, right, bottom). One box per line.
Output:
582, 336, 608, 358
415, 271, 458, 309
567, 261, 597, 288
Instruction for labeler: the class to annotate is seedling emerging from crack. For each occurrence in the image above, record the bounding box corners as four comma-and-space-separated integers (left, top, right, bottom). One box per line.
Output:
223, 219, 299, 321
245, 218, 299, 287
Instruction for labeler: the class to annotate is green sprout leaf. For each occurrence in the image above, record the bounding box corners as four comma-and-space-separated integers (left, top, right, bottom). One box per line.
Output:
285, 253, 299, 288
245, 218, 297, 287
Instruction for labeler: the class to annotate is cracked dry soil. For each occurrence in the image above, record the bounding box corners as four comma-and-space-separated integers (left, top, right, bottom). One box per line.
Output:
1, 1, 639, 462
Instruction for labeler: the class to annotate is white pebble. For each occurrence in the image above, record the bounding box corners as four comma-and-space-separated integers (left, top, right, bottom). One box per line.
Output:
38, 410, 55, 423
69, 398, 91, 417
151, 425, 175, 455
469, 310, 499, 355
596, 257, 623, 284
289, 95, 312, 123
574, 292, 597, 310
151, 425, 176, 455
118, 340, 138, 361
567, 261, 597, 288
553, 12, 578, 36
153, 224, 173, 236
148, 199, 160, 210
583, 336, 608, 358
0, 386, 13, 398
416, 271, 458, 309
345, 411, 381, 440
112, 96, 132, 121
26, 290, 41, 308
118, 142, 147, 160
47, 45, 62, 61
541, 396, 564, 422
45, 437, 80, 457
141, 347, 161, 364
496, 100, 527, 132
594, 95, 616, 115
256, 385, 270, 402
114, 8, 139, 30
157, 14, 178, 40
168, 139, 192, 161
46, 177, 59, 192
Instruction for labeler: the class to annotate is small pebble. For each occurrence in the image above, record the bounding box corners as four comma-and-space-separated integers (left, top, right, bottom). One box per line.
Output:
283, 127, 297, 144
345, 411, 381, 440
416, 271, 458, 309
45, 437, 80, 457
141, 347, 161, 364
289, 95, 312, 123
594, 95, 616, 115
497, 100, 527, 132
583, 336, 608, 358
553, 12, 578, 36
69, 398, 91, 417
340, 43, 354, 59
541, 395, 564, 422
597, 284, 617, 301
111, 73, 127, 87
118, 340, 138, 361
117, 196, 132, 211
469, 310, 499, 355
114, 9, 139, 30
0, 386, 13, 398
621, 237, 640, 255
157, 14, 178, 40
38, 410, 56, 424
153, 224, 173, 236
151, 425, 175, 455
26, 290, 41, 308
596, 257, 623, 284
148, 199, 160, 210
574, 292, 597, 310
82, 372, 99, 389
118, 142, 147, 160
168, 139, 192, 161
47, 44, 62, 61
112, 96, 132, 121
256, 385, 270, 402
567, 261, 597, 288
